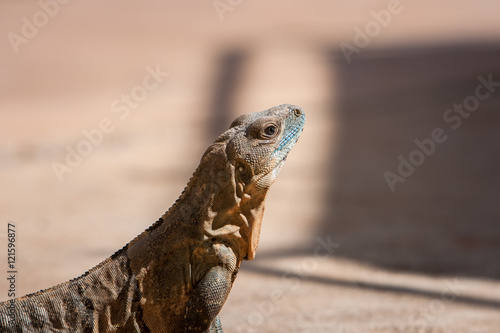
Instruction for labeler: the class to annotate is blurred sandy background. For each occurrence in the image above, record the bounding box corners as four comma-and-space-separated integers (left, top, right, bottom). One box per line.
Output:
1, 1, 500, 332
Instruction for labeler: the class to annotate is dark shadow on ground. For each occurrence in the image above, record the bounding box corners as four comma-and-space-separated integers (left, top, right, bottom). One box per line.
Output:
319, 43, 500, 279
243, 263, 500, 309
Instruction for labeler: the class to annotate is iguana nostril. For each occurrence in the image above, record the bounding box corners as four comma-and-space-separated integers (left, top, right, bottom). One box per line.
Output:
293, 108, 302, 117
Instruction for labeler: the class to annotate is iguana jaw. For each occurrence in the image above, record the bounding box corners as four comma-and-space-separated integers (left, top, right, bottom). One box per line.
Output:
255, 158, 285, 189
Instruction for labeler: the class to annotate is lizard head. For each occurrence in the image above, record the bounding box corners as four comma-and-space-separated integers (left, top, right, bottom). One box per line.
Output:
223, 104, 306, 193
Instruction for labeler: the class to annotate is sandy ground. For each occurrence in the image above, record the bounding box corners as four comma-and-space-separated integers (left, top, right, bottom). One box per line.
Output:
1, 1, 500, 332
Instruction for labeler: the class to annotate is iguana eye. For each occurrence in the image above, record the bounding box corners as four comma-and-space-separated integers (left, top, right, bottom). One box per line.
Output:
262, 124, 277, 138
246, 119, 280, 140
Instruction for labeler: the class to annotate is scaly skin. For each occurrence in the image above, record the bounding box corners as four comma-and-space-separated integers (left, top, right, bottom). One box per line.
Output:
0, 104, 306, 332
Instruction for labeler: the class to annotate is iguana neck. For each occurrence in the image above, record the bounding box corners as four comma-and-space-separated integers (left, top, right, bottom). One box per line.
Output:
165, 143, 266, 260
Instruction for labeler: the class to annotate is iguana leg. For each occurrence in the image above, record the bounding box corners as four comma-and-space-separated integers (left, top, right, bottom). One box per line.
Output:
184, 266, 232, 332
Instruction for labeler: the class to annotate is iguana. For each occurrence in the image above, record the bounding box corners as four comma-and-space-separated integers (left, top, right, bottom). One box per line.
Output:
0, 104, 305, 332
